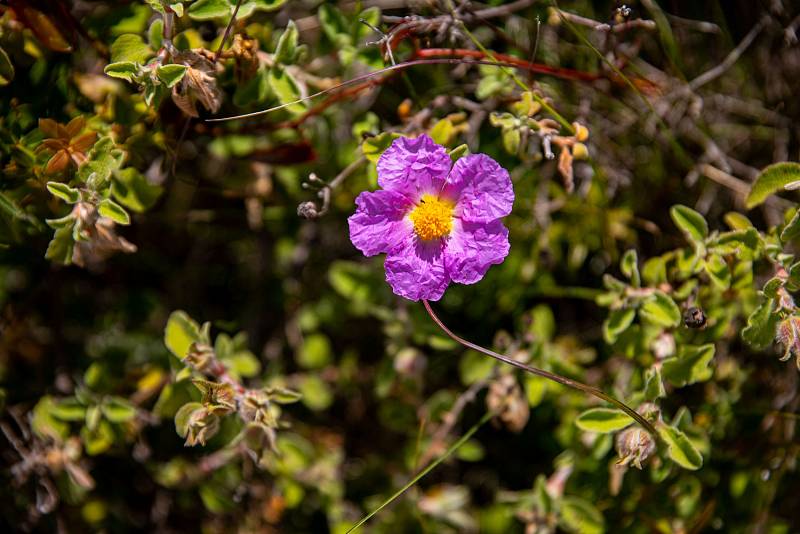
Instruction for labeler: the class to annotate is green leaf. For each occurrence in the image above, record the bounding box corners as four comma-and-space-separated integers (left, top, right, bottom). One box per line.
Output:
662, 344, 715, 387
46, 225, 75, 265
77, 137, 123, 185
50, 398, 87, 421
109, 34, 154, 64
174, 402, 203, 437
265, 386, 302, 404
81, 420, 115, 456
318, 4, 351, 48
658, 424, 703, 470
603, 308, 635, 344
781, 210, 800, 242
643, 367, 665, 401
102, 397, 137, 423
97, 198, 131, 225
704, 254, 730, 290
559, 497, 605, 534
742, 298, 779, 350
620, 249, 640, 287
298, 333, 332, 369
575, 408, 634, 433
187, 0, 231, 20
448, 144, 469, 161
274, 20, 299, 64
640, 291, 681, 328
46, 182, 81, 204
267, 66, 305, 114
157, 64, 188, 88
104, 62, 139, 81
224, 351, 261, 378
164, 310, 204, 359
670, 204, 708, 244
148, 18, 164, 50
430, 118, 455, 146
298, 375, 333, 411
746, 162, 800, 209
362, 132, 401, 163
111, 168, 163, 213
32, 397, 69, 441
0, 46, 15, 86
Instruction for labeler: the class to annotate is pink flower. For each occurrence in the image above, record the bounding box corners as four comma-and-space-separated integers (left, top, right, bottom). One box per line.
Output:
348, 134, 513, 301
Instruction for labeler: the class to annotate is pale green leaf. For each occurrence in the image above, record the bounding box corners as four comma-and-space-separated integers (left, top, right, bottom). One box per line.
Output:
575, 408, 634, 433
746, 162, 800, 209
670, 204, 708, 244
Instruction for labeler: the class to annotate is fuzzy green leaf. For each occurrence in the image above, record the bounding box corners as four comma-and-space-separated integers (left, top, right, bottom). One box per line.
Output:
97, 198, 131, 225
746, 162, 800, 209
662, 344, 715, 387
46, 182, 81, 204
156, 64, 188, 88
670, 204, 708, 244
575, 408, 634, 433
640, 291, 681, 328
603, 308, 635, 344
109, 34, 153, 64
741, 298, 778, 350
658, 424, 703, 470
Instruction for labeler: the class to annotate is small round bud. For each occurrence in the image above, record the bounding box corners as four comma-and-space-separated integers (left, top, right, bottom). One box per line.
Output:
573, 122, 589, 142
297, 201, 318, 219
397, 98, 412, 121
572, 142, 589, 160
683, 306, 707, 329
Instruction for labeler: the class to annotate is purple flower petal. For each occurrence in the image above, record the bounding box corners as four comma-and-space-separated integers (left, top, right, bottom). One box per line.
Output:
444, 219, 510, 284
444, 154, 514, 223
385, 239, 449, 301
348, 190, 413, 256
377, 134, 452, 198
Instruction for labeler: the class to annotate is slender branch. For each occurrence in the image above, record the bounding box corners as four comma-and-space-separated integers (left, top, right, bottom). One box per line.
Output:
552, 8, 656, 33
688, 15, 769, 91
214, 0, 243, 63
422, 300, 658, 438
346, 411, 494, 533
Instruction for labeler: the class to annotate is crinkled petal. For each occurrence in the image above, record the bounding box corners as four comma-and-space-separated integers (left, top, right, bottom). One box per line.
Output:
348, 190, 413, 256
444, 219, 510, 284
377, 134, 452, 198
444, 154, 514, 222
385, 239, 450, 301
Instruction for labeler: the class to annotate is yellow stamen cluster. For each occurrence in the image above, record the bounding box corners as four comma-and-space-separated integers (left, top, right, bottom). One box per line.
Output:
409, 194, 454, 241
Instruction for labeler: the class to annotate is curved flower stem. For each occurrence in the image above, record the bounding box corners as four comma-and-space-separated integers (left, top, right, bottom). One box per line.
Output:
422, 300, 658, 438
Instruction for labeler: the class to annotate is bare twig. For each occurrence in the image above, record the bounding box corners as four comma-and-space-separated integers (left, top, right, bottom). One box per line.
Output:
550, 8, 657, 33
688, 16, 769, 91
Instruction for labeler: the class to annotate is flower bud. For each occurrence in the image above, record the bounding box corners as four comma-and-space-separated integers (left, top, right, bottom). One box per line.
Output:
616, 427, 655, 469
572, 122, 589, 142
572, 142, 589, 160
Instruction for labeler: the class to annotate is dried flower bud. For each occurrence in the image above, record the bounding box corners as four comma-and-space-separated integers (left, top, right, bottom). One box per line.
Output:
297, 201, 319, 219
240, 389, 276, 426
487, 374, 530, 432
183, 342, 216, 371
192, 379, 236, 415
615, 427, 655, 469
185, 409, 220, 447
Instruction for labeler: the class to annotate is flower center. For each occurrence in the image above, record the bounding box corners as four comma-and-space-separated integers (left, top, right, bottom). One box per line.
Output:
409, 194, 454, 241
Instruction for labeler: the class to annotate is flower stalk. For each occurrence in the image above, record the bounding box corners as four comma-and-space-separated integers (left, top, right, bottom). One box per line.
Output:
422, 300, 659, 438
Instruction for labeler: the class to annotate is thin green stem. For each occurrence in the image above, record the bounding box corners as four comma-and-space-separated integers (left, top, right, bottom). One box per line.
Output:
346, 411, 493, 533
422, 300, 658, 438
